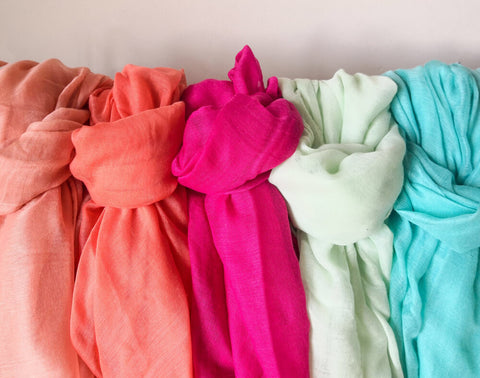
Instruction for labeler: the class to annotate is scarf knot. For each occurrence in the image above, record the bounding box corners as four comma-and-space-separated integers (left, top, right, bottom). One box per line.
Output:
172, 46, 303, 193
385, 61, 480, 252
71, 65, 186, 208
270, 71, 405, 245
0, 59, 110, 215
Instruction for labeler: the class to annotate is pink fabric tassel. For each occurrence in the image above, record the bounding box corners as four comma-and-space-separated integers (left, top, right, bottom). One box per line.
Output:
172, 46, 310, 378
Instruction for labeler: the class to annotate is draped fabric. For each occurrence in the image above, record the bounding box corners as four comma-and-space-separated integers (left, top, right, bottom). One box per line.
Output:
172, 46, 310, 378
269, 71, 406, 377
69, 65, 193, 377
0, 60, 110, 377
384, 62, 480, 378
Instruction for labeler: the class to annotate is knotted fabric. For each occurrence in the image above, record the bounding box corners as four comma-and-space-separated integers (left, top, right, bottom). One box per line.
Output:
384, 62, 480, 378
269, 71, 405, 377
172, 46, 309, 378
70, 65, 193, 377
0, 59, 110, 377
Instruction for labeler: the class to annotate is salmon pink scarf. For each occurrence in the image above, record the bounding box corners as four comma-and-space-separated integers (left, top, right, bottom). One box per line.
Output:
172, 46, 309, 378
0, 59, 110, 376
70, 65, 192, 377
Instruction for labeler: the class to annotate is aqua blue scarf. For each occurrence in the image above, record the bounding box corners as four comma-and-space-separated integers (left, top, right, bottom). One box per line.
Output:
385, 61, 480, 378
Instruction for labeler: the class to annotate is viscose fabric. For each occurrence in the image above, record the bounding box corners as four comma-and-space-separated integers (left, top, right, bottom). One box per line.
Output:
172, 46, 310, 378
0, 59, 110, 377
269, 71, 406, 377
70, 65, 193, 377
2, 50, 479, 378
385, 62, 480, 378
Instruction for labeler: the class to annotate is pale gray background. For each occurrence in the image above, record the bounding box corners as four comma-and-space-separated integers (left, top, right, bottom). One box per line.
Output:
1, 0, 480, 83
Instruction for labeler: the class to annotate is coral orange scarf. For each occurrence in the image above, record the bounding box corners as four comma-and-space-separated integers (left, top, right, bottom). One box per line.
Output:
70, 65, 192, 377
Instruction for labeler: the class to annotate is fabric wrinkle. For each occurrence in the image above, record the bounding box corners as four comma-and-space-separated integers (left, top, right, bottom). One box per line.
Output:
270, 70, 405, 377
172, 45, 310, 378
0, 59, 110, 377
70, 64, 193, 377
384, 61, 480, 377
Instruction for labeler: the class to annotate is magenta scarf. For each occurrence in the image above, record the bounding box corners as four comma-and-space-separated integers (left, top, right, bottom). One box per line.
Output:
172, 46, 309, 377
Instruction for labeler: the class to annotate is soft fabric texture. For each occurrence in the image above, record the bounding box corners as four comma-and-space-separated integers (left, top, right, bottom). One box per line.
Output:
269, 71, 405, 377
384, 62, 480, 378
0, 59, 110, 377
172, 46, 310, 378
70, 65, 193, 377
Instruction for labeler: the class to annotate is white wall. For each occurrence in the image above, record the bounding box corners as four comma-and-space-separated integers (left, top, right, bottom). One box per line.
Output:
2, 0, 480, 83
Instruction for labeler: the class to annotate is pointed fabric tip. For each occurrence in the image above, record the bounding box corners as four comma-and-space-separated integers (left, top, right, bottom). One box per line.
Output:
228, 45, 265, 95
93, 65, 186, 122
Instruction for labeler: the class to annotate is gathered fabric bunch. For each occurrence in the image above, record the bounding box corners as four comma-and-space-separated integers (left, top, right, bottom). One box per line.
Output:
172, 47, 309, 378
0, 47, 478, 378
269, 71, 405, 378
69, 65, 193, 377
384, 62, 480, 378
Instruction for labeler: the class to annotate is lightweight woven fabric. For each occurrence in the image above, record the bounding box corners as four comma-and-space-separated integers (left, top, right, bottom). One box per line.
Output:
385, 62, 480, 378
70, 65, 193, 377
0, 59, 109, 377
172, 46, 310, 378
269, 71, 405, 377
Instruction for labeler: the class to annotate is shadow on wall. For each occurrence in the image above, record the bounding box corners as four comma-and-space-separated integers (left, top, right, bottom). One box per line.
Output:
2, 25, 480, 84
90, 33, 480, 84
261, 36, 480, 82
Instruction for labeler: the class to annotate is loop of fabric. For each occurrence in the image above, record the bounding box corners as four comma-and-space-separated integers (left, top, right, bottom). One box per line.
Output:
270, 71, 405, 377
0, 60, 111, 215
172, 48, 302, 195
172, 92, 302, 194
271, 71, 405, 245
0, 59, 110, 377
71, 66, 186, 208
385, 61, 480, 378
386, 62, 480, 253
70, 64, 193, 378
172, 46, 310, 378
0, 111, 88, 215
271, 127, 404, 245
71, 104, 184, 208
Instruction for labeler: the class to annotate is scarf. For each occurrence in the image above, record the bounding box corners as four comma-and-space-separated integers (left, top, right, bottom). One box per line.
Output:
172, 46, 310, 377
385, 61, 480, 378
269, 71, 405, 377
0, 59, 109, 376
69, 65, 193, 377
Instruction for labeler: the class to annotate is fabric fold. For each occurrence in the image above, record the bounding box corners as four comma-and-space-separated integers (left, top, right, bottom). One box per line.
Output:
0, 59, 110, 377
172, 45, 310, 378
269, 71, 405, 377
384, 61, 480, 377
70, 65, 193, 377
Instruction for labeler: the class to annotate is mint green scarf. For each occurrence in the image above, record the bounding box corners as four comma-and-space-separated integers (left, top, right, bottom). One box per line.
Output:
270, 71, 405, 377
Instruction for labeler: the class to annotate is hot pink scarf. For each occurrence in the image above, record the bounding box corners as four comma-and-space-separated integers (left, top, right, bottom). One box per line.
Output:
172, 46, 309, 377
0, 59, 110, 376
70, 65, 193, 377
